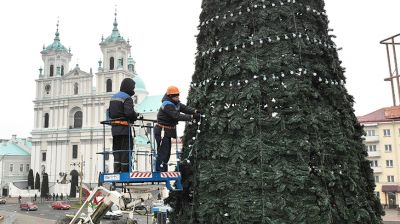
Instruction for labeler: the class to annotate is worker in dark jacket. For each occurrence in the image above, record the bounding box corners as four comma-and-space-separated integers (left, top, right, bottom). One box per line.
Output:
155, 86, 200, 171
109, 78, 141, 172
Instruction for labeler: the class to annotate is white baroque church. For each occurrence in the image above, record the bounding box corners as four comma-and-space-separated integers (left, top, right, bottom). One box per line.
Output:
31, 14, 162, 193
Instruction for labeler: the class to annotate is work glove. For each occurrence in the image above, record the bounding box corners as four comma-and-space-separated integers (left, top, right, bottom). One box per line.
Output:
192, 113, 201, 121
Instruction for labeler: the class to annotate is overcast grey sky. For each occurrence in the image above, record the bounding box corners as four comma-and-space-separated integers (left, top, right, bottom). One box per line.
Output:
0, 0, 399, 138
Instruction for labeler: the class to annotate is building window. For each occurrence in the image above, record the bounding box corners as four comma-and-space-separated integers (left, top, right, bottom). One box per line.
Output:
375, 191, 380, 199
133, 96, 138, 104
387, 175, 395, 182
9, 164, 13, 172
374, 176, 379, 183
110, 57, 114, 70
20, 164, 23, 172
370, 160, 378, 167
50, 65, 54, 77
367, 145, 377, 152
366, 130, 376, 136
385, 144, 392, 152
42, 152, 46, 162
44, 113, 49, 128
26, 164, 29, 172
41, 165, 46, 174
386, 160, 394, 167
384, 129, 391, 137
45, 84, 51, 94
61, 65, 64, 76
74, 83, 79, 95
73, 111, 83, 128
106, 79, 112, 92
72, 145, 78, 159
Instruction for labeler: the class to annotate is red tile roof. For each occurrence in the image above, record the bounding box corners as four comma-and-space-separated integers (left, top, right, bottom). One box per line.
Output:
357, 107, 400, 123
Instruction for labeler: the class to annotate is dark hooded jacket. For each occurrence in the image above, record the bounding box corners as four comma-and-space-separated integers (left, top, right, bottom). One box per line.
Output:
109, 78, 139, 136
157, 94, 195, 126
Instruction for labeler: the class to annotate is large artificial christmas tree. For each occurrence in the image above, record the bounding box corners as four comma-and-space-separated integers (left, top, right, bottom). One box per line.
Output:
167, 0, 383, 223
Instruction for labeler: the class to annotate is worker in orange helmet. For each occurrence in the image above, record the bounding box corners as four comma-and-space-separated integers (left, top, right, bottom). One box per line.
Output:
155, 86, 200, 172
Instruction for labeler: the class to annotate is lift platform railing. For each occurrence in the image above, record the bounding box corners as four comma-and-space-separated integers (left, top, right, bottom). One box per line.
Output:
97, 118, 183, 191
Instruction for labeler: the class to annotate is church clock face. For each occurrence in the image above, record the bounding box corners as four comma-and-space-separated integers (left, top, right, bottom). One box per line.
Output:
45, 84, 51, 94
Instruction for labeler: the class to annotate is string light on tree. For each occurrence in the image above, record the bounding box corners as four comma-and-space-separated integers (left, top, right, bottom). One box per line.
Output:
199, 32, 336, 57
189, 67, 345, 90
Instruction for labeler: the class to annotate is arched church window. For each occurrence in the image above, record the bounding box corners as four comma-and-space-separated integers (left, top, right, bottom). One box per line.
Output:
106, 79, 112, 92
128, 64, 134, 72
44, 113, 49, 128
45, 84, 51, 94
74, 83, 78, 95
50, 65, 54, 77
41, 165, 46, 174
61, 65, 64, 76
73, 111, 82, 128
110, 57, 114, 70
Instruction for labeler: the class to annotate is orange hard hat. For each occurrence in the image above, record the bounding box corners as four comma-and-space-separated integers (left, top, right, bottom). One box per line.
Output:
166, 86, 180, 95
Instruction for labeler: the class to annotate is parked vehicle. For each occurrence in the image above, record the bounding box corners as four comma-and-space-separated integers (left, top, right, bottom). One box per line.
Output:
0, 197, 6, 204
51, 201, 71, 210
103, 204, 122, 220
20, 202, 38, 211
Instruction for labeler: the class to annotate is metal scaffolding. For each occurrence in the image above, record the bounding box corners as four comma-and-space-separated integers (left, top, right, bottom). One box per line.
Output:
381, 34, 400, 106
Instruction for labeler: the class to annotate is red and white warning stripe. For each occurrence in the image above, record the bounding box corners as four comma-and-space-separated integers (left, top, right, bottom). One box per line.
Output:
161, 172, 181, 178
130, 172, 152, 178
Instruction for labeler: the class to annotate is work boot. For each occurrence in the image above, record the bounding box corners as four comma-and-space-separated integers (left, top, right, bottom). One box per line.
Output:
121, 164, 130, 172
159, 162, 168, 172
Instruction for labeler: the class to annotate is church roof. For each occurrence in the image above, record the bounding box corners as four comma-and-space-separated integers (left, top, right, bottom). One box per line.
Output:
101, 13, 127, 45
0, 140, 30, 156
41, 23, 69, 54
134, 75, 146, 91
136, 95, 163, 113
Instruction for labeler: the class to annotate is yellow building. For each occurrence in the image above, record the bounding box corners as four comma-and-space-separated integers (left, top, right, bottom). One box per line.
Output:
358, 106, 400, 209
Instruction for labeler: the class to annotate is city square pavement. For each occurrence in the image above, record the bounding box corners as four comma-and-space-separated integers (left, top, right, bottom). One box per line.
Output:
2, 197, 400, 223
0, 196, 150, 224
0, 196, 73, 224
383, 209, 400, 223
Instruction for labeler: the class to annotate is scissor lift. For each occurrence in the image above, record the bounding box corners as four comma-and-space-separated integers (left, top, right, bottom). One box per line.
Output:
97, 118, 183, 191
